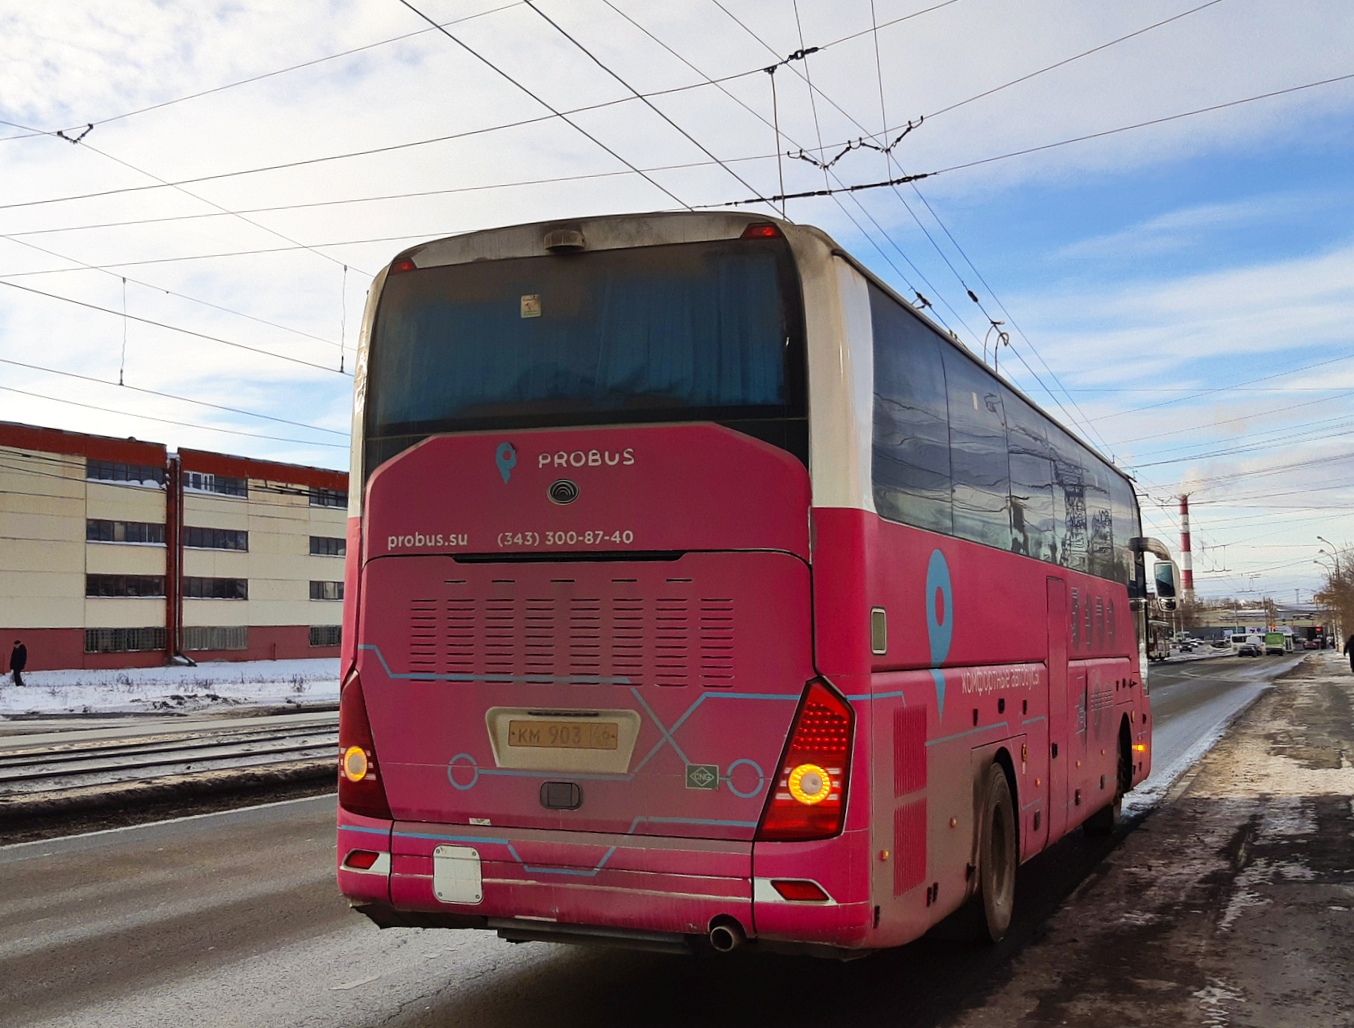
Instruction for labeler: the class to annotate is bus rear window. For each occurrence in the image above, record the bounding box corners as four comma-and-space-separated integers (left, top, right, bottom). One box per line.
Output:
364, 238, 806, 476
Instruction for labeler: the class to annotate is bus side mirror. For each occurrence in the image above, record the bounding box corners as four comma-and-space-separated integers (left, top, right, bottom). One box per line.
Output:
1154, 560, 1181, 611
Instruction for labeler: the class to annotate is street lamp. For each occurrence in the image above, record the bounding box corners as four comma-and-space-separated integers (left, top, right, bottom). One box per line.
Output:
1317, 537, 1340, 574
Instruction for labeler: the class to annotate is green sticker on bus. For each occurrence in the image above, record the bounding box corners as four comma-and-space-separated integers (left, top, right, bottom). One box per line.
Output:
686, 764, 720, 790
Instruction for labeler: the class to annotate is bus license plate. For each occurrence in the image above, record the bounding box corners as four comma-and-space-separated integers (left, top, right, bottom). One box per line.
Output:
507, 720, 619, 751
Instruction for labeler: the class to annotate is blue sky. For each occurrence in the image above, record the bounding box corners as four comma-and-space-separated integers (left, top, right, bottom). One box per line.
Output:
1, 0, 1351, 603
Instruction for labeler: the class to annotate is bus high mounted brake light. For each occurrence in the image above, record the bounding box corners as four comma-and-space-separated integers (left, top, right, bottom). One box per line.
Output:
756, 679, 854, 841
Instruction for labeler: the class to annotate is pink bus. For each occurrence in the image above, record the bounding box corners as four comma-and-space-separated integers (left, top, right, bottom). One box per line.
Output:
336, 212, 1178, 956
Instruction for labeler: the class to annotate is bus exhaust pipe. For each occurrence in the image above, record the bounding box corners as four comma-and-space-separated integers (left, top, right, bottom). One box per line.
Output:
708, 917, 745, 953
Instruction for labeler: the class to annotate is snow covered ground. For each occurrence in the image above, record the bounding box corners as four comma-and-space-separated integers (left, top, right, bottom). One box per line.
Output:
0, 659, 340, 718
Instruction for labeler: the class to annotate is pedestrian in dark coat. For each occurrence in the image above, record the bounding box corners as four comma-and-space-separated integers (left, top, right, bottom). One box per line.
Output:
9, 639, 26, 687
1347, 634, 1354, 673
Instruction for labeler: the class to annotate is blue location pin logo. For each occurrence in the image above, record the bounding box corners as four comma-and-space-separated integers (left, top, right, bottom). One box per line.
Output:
925, 549, 953, 720
495, 442, 517, 483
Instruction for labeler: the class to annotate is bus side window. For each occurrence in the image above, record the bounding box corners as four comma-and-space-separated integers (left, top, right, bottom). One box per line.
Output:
942, 347, 1013, 552
869, 286, 953, 535
1004, 392, 1056, 563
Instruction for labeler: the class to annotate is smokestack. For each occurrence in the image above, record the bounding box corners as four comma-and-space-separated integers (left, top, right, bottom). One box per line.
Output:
1179, 494, 1195, 601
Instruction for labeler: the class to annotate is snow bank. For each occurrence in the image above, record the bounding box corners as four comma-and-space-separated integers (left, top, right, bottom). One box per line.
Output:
0, 659, 340, 717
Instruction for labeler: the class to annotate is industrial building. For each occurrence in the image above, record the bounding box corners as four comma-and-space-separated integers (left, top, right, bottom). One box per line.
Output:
0, 421, 348, 670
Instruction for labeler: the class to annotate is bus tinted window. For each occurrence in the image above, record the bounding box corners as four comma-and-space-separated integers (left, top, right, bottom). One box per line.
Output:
869, 282, 1139, 583
869, 286, 953, 534
1005, 393, 1057, 562
943, 345, 1013, 551
366, 239, 806, 475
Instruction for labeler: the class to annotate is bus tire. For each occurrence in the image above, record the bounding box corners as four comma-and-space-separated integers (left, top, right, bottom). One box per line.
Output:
979, 763, 1017, 943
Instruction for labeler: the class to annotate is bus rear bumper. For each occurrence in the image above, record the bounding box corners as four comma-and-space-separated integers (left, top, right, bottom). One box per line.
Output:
337, 816, 874, 951
366, 819, 753, 940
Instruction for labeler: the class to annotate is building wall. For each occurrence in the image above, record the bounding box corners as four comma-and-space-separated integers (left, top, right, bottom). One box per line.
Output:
0, 443, 89, 631
0, 424, 346, 671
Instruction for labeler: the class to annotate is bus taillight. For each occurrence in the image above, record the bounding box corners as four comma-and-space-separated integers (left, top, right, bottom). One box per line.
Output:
338, 670, 393, 820
756, 679, 854, 841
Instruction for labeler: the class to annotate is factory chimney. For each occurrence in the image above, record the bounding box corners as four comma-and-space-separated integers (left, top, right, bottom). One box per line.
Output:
1179, 494, 1195, 602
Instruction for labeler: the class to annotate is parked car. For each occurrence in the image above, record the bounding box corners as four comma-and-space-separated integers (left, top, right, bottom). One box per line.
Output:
1304, 639, 1320, 650
1237, 641, 1264, 657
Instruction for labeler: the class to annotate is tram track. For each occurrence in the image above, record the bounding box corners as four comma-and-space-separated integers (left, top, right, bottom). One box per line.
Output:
0, 723, 337, 795
0, 714, 338, 826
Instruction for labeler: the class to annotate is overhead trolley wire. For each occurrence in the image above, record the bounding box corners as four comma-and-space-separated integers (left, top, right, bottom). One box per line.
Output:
927, 0, 1229, 120
522, 1, 772, 210
0, 279, 348, 375
595, 0, 967, 339
0, 384, 348, 449
710, 0, 1108, 454
930, 70, 1354, 178
0, 229, 344, 351
3, 2, 525, 141
72, 140, 362, 276
1090, 347, 1354, 423
0, 357, 348, 436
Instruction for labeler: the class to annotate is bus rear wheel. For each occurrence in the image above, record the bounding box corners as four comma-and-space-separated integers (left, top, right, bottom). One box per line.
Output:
979, 763, 1017, 942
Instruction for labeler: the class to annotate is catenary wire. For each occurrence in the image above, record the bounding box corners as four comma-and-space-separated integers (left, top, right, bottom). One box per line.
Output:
0, 358, 348, 436
0, 230, 344, 350
0, 279, 348, 375
0, 384, 347, 448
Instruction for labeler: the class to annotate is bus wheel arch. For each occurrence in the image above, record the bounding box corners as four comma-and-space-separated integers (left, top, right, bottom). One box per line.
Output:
977, 759, 1018, 943
1085, 715, 1132, 835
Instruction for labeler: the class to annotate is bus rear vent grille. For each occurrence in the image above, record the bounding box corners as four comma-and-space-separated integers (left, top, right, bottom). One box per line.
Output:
406, 587, 735, 687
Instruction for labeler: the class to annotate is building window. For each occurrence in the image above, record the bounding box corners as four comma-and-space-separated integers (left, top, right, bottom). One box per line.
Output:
309, 535, 346, 557
85, 627, 167, 653
310, 580, 344, 601
181, 625, 249, 651
309, 487, 347, 508
184, 576, 248, 599
86, 459, 164, 486
87, 519, 165, 544
310, 625, 342, 647
183, 471, 248, 497
86, 574, 166, 598
183, 526, 249, 550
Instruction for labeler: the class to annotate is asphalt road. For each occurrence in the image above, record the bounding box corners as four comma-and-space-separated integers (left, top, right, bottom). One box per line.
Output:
0, 655, 1297, 1028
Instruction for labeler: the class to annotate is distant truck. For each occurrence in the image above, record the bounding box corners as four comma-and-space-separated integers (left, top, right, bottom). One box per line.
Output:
1263, 629, 1294, 655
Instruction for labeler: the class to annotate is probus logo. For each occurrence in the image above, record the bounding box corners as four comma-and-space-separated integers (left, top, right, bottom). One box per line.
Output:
537, 448, 635, 470
495, 442, 517, 483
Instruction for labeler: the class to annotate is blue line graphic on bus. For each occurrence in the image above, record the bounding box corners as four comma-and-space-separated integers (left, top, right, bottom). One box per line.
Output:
495, 442, 517, 483
926, 548, 953, 720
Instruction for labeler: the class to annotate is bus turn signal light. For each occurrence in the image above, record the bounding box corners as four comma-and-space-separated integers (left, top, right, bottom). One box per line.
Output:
756, 679, 854, 841
338, 671, 393, 820
342, 745, 369, 783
